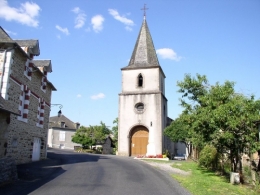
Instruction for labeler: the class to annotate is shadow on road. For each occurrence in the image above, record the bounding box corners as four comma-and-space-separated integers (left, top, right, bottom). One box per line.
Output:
1, 148, 108, 195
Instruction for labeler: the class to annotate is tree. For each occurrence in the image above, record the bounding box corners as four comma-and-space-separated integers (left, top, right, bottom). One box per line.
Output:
111, 118, 118, 150
89, 121, 111, 145
71, 126, 94, 148
72, 122, 111, 149
164, 115, 194, 157
172, 74, 260, 172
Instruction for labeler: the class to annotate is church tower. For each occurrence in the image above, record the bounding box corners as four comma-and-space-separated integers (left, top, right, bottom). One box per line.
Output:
118, 15, 168, 156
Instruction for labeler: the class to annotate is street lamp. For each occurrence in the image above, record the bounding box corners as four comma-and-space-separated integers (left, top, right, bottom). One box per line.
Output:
51, 104, 63, 117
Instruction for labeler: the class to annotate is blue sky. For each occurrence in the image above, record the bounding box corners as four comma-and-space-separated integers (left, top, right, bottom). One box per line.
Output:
1, 0, 260, 128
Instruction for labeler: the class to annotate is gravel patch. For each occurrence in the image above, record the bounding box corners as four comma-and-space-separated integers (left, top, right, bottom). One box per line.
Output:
141, 160, 191, 176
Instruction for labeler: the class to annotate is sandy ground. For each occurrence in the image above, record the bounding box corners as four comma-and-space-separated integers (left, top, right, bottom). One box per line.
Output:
141, 160, 191, 176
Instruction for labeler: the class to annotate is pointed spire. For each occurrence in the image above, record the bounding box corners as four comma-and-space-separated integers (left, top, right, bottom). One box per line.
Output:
127, 17, 160, 68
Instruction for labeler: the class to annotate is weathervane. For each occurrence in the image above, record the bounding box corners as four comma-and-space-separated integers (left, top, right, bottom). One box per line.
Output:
141, 4, 149, 16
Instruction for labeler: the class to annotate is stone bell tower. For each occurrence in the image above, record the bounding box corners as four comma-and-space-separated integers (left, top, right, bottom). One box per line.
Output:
118, 14, 168, 156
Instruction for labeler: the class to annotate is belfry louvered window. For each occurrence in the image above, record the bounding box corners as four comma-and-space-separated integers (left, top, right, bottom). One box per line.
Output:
138, 74, 143, 87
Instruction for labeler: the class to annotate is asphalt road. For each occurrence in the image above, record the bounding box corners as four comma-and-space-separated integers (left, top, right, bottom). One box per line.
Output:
22, 149, 190, 195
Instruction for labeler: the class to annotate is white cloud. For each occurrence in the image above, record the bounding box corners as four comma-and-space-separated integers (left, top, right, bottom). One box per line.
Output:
156, 48, 182, 61
55, 25, 69, 35
72, 7, 86, 29
75, 13, 86, 28
91, 15, 104, 33
0, 0, 41, 27
108, 9, 134, 30
91, 93, 105, 100
108, 9, 134, 26
125, 26, 132, 31
71, 7, 80, 14
4, 29, 17, 36
77, 94, 82, 98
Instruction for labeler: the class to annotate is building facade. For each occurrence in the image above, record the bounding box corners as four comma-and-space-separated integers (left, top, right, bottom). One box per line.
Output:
118, 16, 168, 156
48, 114, 81, 150
0, 95, 20, 184
0, 27, 56, 164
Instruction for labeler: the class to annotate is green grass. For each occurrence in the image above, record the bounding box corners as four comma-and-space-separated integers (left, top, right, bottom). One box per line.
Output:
171, 161, 259, 195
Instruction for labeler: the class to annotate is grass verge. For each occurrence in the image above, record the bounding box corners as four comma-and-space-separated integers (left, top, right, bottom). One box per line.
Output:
171, 161, 258, 195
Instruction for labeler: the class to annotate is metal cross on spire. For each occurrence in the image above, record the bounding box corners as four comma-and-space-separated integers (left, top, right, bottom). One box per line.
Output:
141, 4, 149, 16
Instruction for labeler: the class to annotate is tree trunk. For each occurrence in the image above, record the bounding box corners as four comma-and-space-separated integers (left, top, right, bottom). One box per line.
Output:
231, 152, 234, 172
185, 143, 191, 159
220, 153, 224, 175
250, 153, 256, 186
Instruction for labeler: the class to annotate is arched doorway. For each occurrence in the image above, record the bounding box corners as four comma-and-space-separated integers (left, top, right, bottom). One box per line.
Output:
130, 126, 149, 156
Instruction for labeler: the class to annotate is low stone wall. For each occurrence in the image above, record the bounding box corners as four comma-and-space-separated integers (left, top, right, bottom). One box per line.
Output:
0, 157, 17, 185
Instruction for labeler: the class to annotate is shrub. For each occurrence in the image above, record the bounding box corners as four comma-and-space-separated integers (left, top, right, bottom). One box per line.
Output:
163, 149, 171, 159
199, 145, 218, 169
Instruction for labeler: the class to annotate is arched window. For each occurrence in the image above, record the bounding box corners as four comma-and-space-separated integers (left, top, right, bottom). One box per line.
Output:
138, 74, 143, 87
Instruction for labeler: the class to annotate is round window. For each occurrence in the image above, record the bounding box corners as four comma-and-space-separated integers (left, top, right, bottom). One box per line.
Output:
135, 103, 144, 112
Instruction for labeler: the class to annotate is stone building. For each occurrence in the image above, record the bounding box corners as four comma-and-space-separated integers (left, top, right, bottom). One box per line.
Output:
0, 95, 20, 184
0, 96, 20, 157
48, 114, 81, 150
0, 27, 56, 164
118, 16, 169, 157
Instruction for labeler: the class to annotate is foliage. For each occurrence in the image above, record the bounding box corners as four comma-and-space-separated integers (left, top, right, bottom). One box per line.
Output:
164, 117, 190, 143
164, 114, 200, 157
171, 161, 259, 195
163, 149, 171, 159
72, 122, 111, 148
89, 121, 111, 143
136, 154, 164, 158
111, 118, 118, 150
167, 73, 260, 172
74, 147, 102, 154
198, 145, 218, 169
71, 126, 94, 148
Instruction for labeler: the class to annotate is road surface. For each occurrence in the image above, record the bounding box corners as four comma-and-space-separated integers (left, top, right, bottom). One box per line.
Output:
20, 149, 191, 195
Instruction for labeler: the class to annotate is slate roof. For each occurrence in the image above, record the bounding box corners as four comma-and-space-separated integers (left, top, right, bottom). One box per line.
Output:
49, 114, 79, 130
125, 16, 160, 69
32, 60, 52, 73
0, 27, 12, 41
14, 39, 40, 56
0, 96, 20, 115
0, 27, 39, 57
0, 27, 29, 58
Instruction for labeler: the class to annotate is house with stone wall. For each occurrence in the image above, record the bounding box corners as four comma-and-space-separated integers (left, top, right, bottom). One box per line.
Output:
48, 114, 81, 150
0, 95, 20, 184
0, 26, 56, 165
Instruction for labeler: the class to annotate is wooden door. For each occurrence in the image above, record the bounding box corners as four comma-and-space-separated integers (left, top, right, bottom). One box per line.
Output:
131, 127, 148, 156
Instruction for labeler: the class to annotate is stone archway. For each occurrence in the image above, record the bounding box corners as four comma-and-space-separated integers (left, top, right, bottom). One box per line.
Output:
130, 126, 149, 156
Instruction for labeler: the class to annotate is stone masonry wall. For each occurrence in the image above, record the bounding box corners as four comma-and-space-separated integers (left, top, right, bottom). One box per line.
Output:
0, 157, 17, 185
4, 47, 52, 164
0, 112, 9, 158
